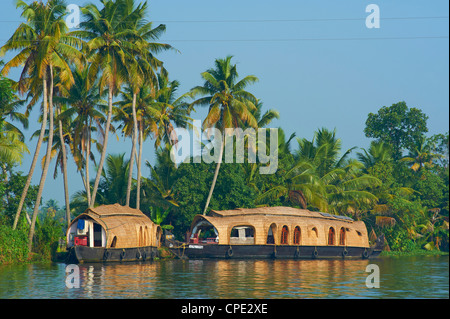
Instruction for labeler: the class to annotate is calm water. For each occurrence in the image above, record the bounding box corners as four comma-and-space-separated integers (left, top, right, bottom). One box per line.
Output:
0, 255, 448, 299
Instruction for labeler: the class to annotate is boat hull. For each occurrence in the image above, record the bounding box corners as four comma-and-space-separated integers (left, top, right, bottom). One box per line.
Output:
171, 244, 381, 259
66, 245, 159, 263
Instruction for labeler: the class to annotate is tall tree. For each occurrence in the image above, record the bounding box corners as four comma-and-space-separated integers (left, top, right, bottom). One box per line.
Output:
364, 101, 428, 160
73, 0, 137, 206
400, 135, 443, 173
58, 65, 107, 208
1, 0, 82, 246
118, 0, 173, 208
190, 56, 258, 215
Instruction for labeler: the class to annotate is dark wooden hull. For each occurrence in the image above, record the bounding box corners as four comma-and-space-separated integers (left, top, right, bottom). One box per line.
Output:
66, 245, 159, 263
171, 244, 381, 260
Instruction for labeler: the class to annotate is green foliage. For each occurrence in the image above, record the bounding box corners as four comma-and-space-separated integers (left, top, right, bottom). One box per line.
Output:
168, 161, 256, 239
412, 170, 446, 209
0, 219, 29, 264
32, 210, 64, 261
0, 171, 39, 225
364, 101, 428, 160
149, 206, 173, 230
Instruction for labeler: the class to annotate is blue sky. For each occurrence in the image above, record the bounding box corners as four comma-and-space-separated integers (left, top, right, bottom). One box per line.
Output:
1, 0, 449, 207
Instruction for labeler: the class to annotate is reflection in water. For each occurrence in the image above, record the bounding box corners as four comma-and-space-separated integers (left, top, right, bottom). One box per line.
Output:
0, 256, 448, 298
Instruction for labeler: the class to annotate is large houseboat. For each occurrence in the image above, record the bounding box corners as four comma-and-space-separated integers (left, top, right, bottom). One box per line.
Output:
66, 204, 162, 263
170, 207, 384, 259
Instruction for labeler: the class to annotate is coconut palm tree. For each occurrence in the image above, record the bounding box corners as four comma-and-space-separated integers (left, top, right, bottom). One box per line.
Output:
151, 75, 194, 148
400, 135, 443, 173
118, 0, 173, 208
57, 65, 107, 207
190, 56, 259, 215
0, 66, 29, 167
114, 83, 157, 208
323, 160, 381, 217
0, 120, 28, 167
70, 153, 130, 213
256, 160, 327, 210
295, 128, 356, 177
1, 1, 82, 249
356, 140, 393, 171
73, 0, 140, 207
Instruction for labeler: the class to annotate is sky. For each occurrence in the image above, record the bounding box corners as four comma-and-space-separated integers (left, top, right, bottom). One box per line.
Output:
0, 0, 449, 208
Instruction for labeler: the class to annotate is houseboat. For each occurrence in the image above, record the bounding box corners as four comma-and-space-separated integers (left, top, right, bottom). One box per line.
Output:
170, 207, 384, 259
66, 204, 162, 263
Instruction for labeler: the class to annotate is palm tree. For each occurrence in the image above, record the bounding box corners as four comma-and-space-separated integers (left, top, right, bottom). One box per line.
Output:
357, 140, 393, 171
0, 69, 29, 167
0, 120, 29, 167
256, 160, 327, 210
57, 65, 107, 207
400, 135, 443, 172
73, 0, 139, 207
294, 128, 381, 216
190, 56, 259, 215
241, 101, 280, 188
70, 153, 130, 213
1, 1, 82, 249
151, 75, 194, 148
114, 84, 156, 208
295, 128, 356, 177
323, 160, 381, 217
119, 0, 173, 208
141, 148, 179, 210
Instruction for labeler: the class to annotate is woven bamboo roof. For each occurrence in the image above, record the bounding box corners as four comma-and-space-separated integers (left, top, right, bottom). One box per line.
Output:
86, 203, 148, 218
191, 207, 367, 247
209, 206, 354, 223
68, 204, 161, 248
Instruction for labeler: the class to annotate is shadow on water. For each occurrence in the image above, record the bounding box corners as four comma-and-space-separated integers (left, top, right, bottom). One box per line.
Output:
0, 255, 448, 298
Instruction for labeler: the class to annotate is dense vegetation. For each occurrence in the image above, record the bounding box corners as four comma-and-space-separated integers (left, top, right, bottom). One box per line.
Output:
0, 0, 448, 263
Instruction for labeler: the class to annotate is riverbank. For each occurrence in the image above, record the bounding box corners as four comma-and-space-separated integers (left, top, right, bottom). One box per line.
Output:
380, 249, 449, 257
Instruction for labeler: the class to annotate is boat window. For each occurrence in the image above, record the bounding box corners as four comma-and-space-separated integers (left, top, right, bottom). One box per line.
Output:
281, 226, 289, 245
293, 226, 301, 245
144, 226, 148, 246
111, 236, 117, 248
230, 226, 255, 245
328, 227, 335, 245
339, 227, 346, 246
311, 227, 318, 238
266, 223, 277, 244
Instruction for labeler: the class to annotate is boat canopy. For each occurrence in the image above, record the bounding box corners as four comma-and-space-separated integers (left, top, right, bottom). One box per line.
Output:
67, 204, 161, 249
189, 207, 369, 247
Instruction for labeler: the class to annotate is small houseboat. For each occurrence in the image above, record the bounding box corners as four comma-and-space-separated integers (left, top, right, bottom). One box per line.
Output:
171, 207, 384, 259
66, 204, 162, 263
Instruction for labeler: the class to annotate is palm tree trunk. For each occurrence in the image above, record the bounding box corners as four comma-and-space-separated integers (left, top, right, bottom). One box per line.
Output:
126, 93, 138, 207
90, 86, 113, 207
136, 121, 143, 210
12, 77, 49, 230
28, 65, 54, 251
57, 105, 70, 224
85, 120, 91, 207
202, 134, 225, 215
